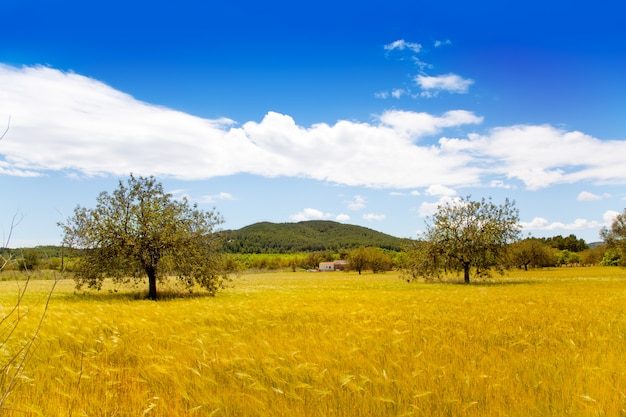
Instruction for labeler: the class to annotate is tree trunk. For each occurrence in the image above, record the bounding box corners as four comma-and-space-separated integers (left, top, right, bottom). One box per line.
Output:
463, 263, 470, 283
147, 266, 158, 300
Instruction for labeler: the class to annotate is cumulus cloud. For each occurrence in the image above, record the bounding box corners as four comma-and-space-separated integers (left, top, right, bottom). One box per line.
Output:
375, 88, 409, 100
384, 40, 422, 53
440, 124, 626, 190
2, 65, 626, 192
489, 180, 511, 189
415, 73, 474, 95
378, 109, 482, 139
418, 196, 461, 217
363, 213, 386, 221
425, 184, 456, 196
347, 195, 366, 211
200, 192, 235, 203
603, 210, 620, 224
520, 217, 602, 232
289, 208, 334, 221
391, 89, 406, 99
577, 191, 610, 201
434, 39, 452, 47
290, 208, 349, 222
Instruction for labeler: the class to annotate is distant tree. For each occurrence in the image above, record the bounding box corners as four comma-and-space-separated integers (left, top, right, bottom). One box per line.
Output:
401, 239, 442, 282
556, 250, 582, 266
600, 248, 621, 266
509, 238, 555, 270
600, 209, 626, 266
60, 174, 226, 300
406, 196, 521, 283
347, 246, 369, 274
347, 246, 393, 274
580, 246, 605, 266
365, 247, 393, 273
302, 251, 328, 270
543, 234, 588, 252
18, 250, 40, 271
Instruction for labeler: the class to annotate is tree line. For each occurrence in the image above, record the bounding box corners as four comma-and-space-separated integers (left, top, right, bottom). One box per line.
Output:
4, 175, 626, 299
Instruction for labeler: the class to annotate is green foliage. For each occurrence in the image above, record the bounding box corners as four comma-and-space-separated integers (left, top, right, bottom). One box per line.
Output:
542, 234, 588, 252
600, 248, 621, 266
0, 246, 82, 273
405, 196, 521, 283
18, 250, 40, 271
222, 221, 407, 254
509, 238, 556, 270
347, 246, 392, 274
59, 174, 226, 300
600, 208, 626, 266
579, 246, 606, 266
556, 250, 582, 266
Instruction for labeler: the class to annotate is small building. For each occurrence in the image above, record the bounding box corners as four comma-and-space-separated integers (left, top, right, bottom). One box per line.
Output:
319, 262, 335, 271
318, 260, 348, 272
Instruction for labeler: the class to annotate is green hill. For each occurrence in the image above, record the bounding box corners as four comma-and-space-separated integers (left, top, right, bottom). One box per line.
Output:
221, 220, 408, 254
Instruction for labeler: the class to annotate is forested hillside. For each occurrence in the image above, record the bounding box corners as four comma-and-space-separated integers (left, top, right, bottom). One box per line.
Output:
221, 221, 408, 253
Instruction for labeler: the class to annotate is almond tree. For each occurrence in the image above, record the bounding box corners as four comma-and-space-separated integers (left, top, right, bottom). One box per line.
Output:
600, 208, 626, 266
408, 196, 521, 283
60, 174, 226, 300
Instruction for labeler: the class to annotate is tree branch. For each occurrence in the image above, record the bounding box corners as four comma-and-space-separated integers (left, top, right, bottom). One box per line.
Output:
0, 116, 10, 142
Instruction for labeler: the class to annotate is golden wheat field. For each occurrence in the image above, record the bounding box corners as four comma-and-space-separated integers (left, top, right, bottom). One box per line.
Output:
1, 267, 625, 416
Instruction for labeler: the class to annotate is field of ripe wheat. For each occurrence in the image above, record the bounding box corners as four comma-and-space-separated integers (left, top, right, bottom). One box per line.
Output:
1, 267, 625, 416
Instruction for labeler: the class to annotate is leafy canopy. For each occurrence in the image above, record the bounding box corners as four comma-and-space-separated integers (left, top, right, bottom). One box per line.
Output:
60, 174, 226, 300
406, 196, 521, 283
600, 208, 626, 266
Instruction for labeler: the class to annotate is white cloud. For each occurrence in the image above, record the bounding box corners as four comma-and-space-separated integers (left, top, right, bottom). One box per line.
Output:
2, 65, 626, 193
425, 184, 456, 196
418, 196, 461, 217
434, 39, 452, 47
391, 89, 406, 99
336, 213, 351, 222
439, 125, 626, 190
389, 190, 420, 197
520, 217, 550, 229
289, 208, 334, 221
489, 180, 511, 189
200, 192, 235, 203
603, 210, 620, 224
363, 213, 386, 221
577, 191, 610, 201
520, 217, 602, 232
415, 73, 474, 95
375, 88, 409, 99
384, 40, 422, 53
379, 109, 483, 140
347, 195, 366, 210
169, 188, 190, 199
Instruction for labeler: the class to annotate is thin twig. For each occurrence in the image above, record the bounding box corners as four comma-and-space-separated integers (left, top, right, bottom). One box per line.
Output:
0, 116, 10, 142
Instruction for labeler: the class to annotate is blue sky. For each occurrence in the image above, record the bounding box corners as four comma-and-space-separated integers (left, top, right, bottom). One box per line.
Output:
1, 0, 625, 247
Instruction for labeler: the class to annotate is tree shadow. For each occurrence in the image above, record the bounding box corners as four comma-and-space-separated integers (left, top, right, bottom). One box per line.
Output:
447, 278, 539, 286
58, 287, 218, 302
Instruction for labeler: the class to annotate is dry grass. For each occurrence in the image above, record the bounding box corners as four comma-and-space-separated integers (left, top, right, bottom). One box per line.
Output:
0, 267, 625, 416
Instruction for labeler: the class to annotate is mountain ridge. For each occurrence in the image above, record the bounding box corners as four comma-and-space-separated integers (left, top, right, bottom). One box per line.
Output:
221, 220, 409, 253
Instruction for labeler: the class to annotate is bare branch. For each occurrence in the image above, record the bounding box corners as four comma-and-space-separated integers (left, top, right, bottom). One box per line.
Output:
0, 116, 10, 142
